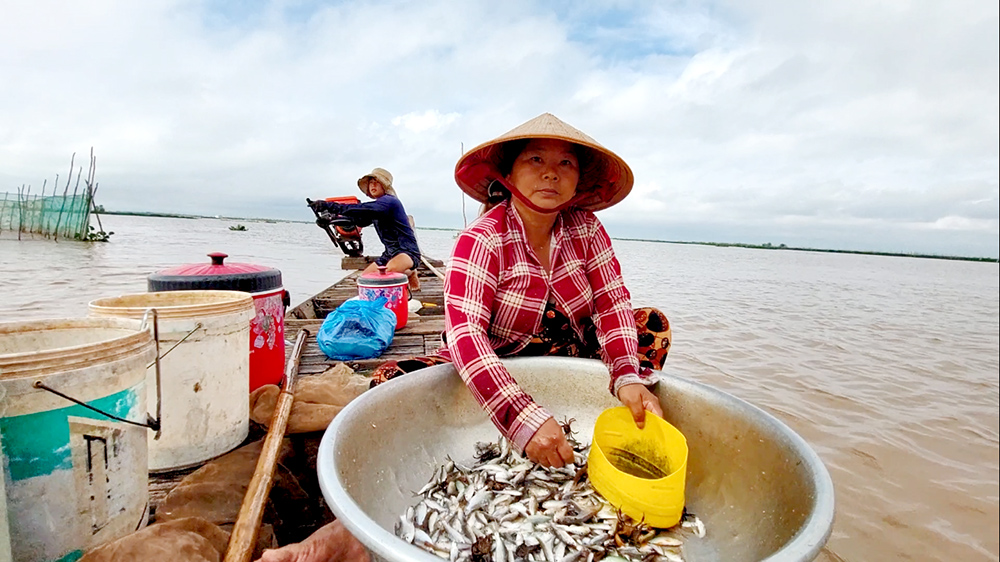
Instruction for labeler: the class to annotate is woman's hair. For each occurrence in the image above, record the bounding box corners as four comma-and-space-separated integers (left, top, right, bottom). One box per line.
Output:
496, 139, 530, 177
479, 180, 510, 215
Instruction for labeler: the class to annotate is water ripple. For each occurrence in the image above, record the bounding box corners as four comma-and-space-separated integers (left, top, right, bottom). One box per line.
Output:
3, 218, 998, 561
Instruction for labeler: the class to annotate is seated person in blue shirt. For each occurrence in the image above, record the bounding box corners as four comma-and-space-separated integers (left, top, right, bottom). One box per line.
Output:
310, 167, 421, 292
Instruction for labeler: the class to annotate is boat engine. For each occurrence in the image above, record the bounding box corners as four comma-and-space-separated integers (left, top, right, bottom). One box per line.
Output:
307, 197, 364, 257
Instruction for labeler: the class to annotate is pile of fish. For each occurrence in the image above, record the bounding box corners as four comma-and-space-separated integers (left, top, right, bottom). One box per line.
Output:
395, 420, 705, 562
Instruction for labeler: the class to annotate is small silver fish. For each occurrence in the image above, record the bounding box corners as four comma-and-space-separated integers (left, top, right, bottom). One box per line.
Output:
397, 431, 705, 562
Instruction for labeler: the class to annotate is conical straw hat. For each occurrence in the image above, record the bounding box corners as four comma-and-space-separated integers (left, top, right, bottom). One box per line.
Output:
454, 113, 634, 212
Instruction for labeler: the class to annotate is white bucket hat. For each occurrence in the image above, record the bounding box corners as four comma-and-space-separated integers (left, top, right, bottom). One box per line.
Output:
358, 168, 397, 197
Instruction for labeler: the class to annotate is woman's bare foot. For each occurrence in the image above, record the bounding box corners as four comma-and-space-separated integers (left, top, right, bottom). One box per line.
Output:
255, 521, 370, 562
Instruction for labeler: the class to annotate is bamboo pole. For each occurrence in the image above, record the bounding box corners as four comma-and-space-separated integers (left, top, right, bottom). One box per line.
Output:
223, 329, 311, 562
16, 186, 24, 240
87, 150, 104, 234
69, 165, 82, 239
50, 173, 58, 234
36, 179, 48, 235
22, 185, 32, 237
53, 153, 75, 241
23, 184, 31, 235
0, 191, 11, 235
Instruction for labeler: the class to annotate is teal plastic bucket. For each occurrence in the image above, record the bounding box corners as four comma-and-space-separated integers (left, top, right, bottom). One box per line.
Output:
0, 318, 156, 562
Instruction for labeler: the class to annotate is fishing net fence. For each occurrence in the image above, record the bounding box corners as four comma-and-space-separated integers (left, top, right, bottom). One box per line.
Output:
0, 151, 101, 241
0, 193, 92, 240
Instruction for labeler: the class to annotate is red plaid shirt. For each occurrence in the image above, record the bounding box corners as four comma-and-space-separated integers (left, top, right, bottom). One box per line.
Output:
438, 202, 650, 451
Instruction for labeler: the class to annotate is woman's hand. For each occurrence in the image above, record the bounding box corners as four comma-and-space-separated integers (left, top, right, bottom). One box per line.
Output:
255, 520, 370, 562
524, 418, 576, 468
617, 383, 663, 429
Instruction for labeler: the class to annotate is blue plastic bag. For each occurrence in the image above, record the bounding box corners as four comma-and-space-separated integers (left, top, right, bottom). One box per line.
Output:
316, 297, 396, 360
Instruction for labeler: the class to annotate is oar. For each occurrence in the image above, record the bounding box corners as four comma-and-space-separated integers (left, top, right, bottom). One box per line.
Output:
223, 328, 310, 562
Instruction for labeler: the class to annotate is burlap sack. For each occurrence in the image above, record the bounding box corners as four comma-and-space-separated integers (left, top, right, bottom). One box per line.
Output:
156, 440, 272, 525
249, 363, 369, 433
79, 517, 229, 562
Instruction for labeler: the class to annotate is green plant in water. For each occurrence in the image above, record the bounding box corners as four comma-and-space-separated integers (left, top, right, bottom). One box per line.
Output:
75, 225, 114, 242
229, 224, 248, 231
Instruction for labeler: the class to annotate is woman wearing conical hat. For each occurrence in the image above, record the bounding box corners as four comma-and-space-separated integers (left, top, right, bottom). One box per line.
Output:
372, 113, 673, 467
257, 114, 673, 562
309, 167, 422, 291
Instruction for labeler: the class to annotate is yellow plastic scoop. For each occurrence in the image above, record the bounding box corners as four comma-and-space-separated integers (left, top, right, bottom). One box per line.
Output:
588, 406, 689, 528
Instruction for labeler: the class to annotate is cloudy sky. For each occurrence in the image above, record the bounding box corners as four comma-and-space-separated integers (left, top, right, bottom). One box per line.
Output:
1, 0, 997, 258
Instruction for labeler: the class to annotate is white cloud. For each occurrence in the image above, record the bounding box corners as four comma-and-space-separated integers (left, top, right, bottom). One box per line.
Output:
392, 111, 458, 134
0, 0, 996, 257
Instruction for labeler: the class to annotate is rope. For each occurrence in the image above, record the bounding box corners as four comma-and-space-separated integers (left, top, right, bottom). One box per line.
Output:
411, 219, 446, 281
421, 255, 446, 280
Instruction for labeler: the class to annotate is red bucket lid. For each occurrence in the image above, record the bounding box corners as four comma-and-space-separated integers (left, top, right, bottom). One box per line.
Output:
358, 266, 407, 287
148, 252, 283, 293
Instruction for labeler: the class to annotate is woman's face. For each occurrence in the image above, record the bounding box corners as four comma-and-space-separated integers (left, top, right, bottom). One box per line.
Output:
505, 138, 580, 211
367, 178, 385, 198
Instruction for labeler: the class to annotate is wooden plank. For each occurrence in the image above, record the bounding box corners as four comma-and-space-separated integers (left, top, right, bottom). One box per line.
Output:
297, 363, 330, 375
286, 254, 447, 377
285, 319, 323, 333
338, 256, 448, 270
287, 298, 317, 320
341, 256, 374, 270
408, 316, 445, 333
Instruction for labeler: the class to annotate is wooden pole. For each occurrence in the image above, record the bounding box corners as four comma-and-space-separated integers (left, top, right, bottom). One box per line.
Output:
223, 329, 310, 562
69, 165, 82, 239
36, 179, 48, 235
16, 186, 24, 240
0, 191, 7, 234
87, 150, 104, 234
53, 153, 75, 241
22, 185, 32, 237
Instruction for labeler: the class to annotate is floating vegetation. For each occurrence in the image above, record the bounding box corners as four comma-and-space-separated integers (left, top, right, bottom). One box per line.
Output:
229, 224, 247, 231
75, 225, 114, 242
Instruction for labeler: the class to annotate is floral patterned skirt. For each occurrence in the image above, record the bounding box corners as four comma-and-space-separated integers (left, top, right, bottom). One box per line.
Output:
369, 306, 671, 388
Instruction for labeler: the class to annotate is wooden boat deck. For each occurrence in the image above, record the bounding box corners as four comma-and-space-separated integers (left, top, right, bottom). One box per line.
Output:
285, 256, 446, 374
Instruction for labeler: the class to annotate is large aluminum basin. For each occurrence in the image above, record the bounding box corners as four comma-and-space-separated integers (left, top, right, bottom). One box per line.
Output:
318, 357, 834, 562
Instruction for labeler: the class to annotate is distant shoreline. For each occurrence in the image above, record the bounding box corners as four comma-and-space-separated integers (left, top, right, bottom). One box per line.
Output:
102, 210, 295, 222
614, 238, 998, 263
100, 211, 999, 263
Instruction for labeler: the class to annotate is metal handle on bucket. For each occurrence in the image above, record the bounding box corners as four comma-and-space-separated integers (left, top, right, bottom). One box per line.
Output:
31, 381, 160, 431
137, 308, 202, 439
33, 310, 169, 436
139, 308, 166, 438
143, 314, 203, 367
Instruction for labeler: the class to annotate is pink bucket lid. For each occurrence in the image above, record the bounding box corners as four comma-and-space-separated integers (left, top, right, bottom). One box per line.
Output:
358, 266, 407, 287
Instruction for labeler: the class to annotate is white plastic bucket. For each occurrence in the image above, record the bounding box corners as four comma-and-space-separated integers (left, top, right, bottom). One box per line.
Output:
0, 440, 11, 562
89, 290, 254, 472
0, 317, 155, 562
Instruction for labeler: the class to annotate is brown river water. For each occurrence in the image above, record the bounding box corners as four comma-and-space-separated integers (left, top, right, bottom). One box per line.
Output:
2, 215, 998, 561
